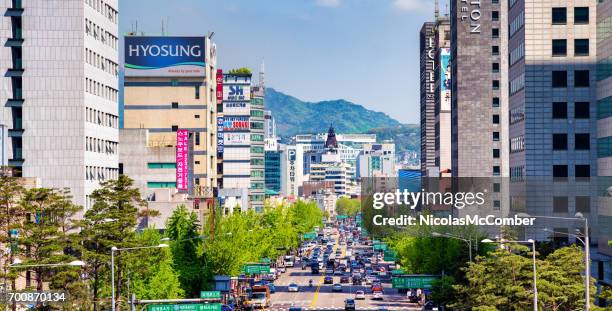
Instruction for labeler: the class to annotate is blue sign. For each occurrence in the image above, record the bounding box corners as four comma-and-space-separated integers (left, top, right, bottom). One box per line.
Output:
125, 36, 206, 77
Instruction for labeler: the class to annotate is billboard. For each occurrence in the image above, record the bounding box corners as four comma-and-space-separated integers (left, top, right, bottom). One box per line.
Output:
223, 116, 250, 131
125, 36, 206, 77
217, 116, 224, 157
440, 48, 451, 111
223, 85, 251, 101
224, 133, 250, 145
176, 129, 189, 191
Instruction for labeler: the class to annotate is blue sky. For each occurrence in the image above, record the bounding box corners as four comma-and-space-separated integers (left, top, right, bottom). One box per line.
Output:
120, 0, 442, 124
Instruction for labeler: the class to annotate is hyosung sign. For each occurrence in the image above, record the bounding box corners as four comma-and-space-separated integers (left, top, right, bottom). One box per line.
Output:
125, 36, 206, 77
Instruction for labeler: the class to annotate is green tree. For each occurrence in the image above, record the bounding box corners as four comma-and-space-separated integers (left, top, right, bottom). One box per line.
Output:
335, 197, 360, 216
0, 172, 25, 311
78, 175, 145, 311
18, 188, 82, 291
165, 205, 205, 297
125, 229, 183, 300
228, 67, 252, 75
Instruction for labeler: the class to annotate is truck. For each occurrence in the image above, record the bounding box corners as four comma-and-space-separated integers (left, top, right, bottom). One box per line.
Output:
245, 285, 270, 310
284, 255, 295, 267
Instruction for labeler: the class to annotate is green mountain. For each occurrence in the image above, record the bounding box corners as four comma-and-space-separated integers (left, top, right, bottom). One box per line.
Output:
265, 88, 401, 137
366, 124, 420, 154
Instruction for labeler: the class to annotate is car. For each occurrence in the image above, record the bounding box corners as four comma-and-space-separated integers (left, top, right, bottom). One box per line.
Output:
421, 301, 440, 311
288, 283, 299, 292
278, 266, 287, 273
355, 290, 366, 300
372, 291, 383, 300
268, 283, 276, 293
326, 268, 334, 275
344, 298, 356, 311
371, 285, 383, 293
334, 269, 343, 276
332, 283, 343, 292
324, 276, 334, 284
340, 275, 350, 283
288, 307, 303, 311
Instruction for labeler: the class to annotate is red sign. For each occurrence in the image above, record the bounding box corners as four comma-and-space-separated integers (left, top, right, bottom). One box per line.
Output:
176, 129, 189, 191
216, 69, 223, 102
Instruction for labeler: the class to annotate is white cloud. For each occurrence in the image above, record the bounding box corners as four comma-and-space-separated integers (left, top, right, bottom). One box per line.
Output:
315, 0, 341, 7
392, 0, 430, 12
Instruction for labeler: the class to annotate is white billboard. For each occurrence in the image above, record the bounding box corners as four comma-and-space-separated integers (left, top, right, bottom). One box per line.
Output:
224, 133, 250, 145
223, 85, 251, 101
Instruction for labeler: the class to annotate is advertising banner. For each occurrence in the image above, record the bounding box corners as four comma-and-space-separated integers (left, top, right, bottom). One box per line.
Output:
176, 129, 189, 191
217, 116, 224, 157
224, 133, 250, 145
216, 69, 223, 102
223, 85, 251, 101
223, 116, 250, 131
440, 48, 451, 111
125, 36, 206, 77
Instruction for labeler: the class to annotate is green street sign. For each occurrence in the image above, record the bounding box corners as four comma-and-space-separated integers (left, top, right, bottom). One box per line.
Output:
200, 291, 221, 299
260, 258, 271, 264
391, 269, 405, 275
383, 250, 397, 261
303, 232, 316, 239
373, 243, 388, 251
336, 215, 349, 219
241, 263, 270, 275
391, 275, 439, 289
147, 303, 221, 311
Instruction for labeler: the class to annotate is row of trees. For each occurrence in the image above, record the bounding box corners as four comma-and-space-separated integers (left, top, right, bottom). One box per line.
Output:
335, 197, 361, 216
384, 224, 611, 310
0, 173, 323, 310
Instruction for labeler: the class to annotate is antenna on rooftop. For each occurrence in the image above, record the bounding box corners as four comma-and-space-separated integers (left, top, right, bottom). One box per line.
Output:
434, 0, 439, 19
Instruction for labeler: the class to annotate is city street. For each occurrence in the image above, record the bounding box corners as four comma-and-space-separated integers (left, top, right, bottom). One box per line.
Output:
269, 232, 419, 311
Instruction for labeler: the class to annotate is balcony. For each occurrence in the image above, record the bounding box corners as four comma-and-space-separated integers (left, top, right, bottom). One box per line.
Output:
5, 38, 23, 47
5, 98, 23, 107
8, 128, 23, 137
6, 67, 23, 77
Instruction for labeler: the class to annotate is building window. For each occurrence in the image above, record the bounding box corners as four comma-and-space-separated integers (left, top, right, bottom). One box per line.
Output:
493, 149, 500, 158
575, 133, 590, 150
575, 39, 589, 56
492, 46, 499, 55
195, 132, 201, 145
147, 163, 176, 169
493, 200, 501, 209
171, 125, 178, 132
171, 79, 179, 87
575, 196, 590, 212
553, 165, 568, 180
553, 133, 568, 150
195, 114, 200, 119
575, 70, 590, 87
552, 71, 567, 87
553, 102, 568, 119
492, 63, 500, 73
552, 39, 567, 56
553, 196, 568, 213
147, 181, 177, 188
493, 183, 501, 192
492, 114, 500, 124
195, 86, 200, 99
492, 11, 499, 21
492, 97, 500, 107
552, 8, 567, 24
493, 132, 500, 141
492, 28, 499, 38
492, 80, 500, 90
575, 102, 590, 119
493, 166, 501, 176
172, 102, 179, 109
575, 165, 590, 178
574, 7, 589, 24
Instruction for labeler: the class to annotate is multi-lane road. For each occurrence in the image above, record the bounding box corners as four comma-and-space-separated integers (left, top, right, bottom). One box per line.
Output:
269, 229, 420, 311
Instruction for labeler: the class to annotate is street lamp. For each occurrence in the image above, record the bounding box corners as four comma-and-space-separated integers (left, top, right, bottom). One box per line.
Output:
432, 232, 473, 262
516, 212, 590, 311
111, 244, 168, 311
482, 238, 537, 311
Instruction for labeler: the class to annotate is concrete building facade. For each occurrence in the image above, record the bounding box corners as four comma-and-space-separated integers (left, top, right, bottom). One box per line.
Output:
356, 143, 396, 178
250, 85, 266, 211
420, 21, 437, 176
434, 15, 452, 176
0, 0, 119, 208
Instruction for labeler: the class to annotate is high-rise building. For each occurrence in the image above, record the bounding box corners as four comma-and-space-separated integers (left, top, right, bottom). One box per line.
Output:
0, 0, 119, 208
264, 110, 276, 139
356, 143, 396, 178
250, 85, 266, 211
280, 144, 304, 199
434, 15, 452, 177
123, 35, 218, 211
450, 0, 509, 178
420, 21, 437, 176
264, 149, 281, 195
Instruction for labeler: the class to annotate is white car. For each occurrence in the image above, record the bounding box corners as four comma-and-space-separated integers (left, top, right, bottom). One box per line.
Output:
355, 290, 366, 300
288, 283, 299, 292
372, 291, 383, 300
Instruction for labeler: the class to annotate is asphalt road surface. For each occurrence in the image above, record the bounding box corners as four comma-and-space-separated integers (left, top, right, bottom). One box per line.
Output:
269, 231, 420, 311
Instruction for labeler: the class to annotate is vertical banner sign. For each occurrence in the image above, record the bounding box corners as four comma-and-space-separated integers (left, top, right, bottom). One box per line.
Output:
176, 129, 189, 191
216, 69, 223, 102
217, 116, 224, 158
440, 48, 451, 111
288, 149, 296, 196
